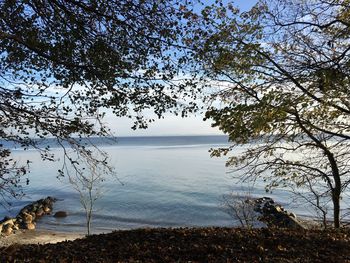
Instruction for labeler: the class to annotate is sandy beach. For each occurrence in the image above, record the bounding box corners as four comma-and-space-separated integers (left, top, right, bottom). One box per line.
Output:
0, 229, 84, 247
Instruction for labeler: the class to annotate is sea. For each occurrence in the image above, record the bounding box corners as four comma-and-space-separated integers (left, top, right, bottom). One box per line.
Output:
0, 135, 326, 234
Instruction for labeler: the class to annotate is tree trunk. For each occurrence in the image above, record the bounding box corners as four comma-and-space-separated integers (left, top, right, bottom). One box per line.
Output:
331, 164, 341, 228
87, 221, 91, 235
326, 151, 341, 228
86, 211, 91, 235
332, 190, 340, 228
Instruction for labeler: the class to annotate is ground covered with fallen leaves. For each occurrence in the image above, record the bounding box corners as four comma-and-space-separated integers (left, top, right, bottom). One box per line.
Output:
1, 227, 350, 262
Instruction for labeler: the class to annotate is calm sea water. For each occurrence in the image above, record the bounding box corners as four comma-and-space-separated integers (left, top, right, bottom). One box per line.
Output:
0, 136, 321, 234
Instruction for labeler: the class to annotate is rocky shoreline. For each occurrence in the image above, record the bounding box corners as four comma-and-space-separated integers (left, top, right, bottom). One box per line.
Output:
251, 197, 307, 229
0, 196, 319, 239
0, 197, 61, 236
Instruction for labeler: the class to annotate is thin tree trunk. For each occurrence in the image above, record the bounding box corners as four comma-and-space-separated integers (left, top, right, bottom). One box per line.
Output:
87, 211, 91, 235
87, 220, 91, 235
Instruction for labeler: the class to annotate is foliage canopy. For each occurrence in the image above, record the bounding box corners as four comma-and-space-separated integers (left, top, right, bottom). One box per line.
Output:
0, 0, 196, 205
191, 0, 350, 227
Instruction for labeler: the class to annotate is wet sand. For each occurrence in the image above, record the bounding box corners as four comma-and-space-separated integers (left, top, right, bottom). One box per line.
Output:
0, 229, 84, 247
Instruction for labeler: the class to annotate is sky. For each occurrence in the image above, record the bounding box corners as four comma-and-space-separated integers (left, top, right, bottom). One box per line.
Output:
231, 0, 258, 11
106, 0, 258, 137
105, 114, 222, 137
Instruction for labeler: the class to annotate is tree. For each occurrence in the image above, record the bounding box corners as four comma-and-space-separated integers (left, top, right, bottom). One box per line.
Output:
0, 148, 29, 207
0, 0, 197, 206
222, 192, 259, 228
65, 150, 111, 236
190, 0, 350, 227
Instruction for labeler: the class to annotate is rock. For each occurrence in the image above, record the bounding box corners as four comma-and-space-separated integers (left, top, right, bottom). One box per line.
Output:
29, 212, 36, 220
43, 206, 51, 214
0, 216, 12, 224
54, 211, 68, 218
36, 208, 45, 217
32, 203, 40, 211
2, 224, 13, 236
23, 222, 35, 230
20, 204, 33, 214
1, 218, 15, 226
19, 208, 28, 215
289, 212, 296, 218
1, 196, 57, 237
43, 196, 57, 208
22, 212, 33, 224
252, 197, 306, 229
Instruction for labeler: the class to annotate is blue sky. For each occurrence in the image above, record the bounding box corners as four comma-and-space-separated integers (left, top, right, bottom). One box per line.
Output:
108, 0, 258, 137
233, 0, 258, 11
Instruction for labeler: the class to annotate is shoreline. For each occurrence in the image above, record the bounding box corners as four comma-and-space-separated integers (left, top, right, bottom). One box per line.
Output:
0, 229, 84, 247
0, 215, 324, 248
